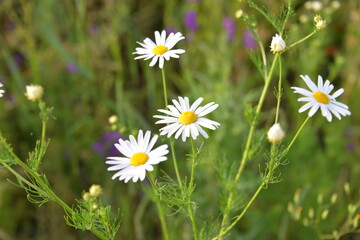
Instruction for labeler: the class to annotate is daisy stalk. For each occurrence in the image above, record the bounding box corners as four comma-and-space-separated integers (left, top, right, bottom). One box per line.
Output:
214, 116, 311, 240
148, 172, 170, 240
188, 138, 199, 240
218, 53, 280, 236
161, 67, 182, 187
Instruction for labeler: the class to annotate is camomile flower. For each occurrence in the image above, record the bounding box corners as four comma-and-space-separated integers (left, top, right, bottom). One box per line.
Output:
133, 30, 185, 68
0, 83, 4, 97
291, 75, 351, 122
154, 97, 220, 142
106, 130, 169, 183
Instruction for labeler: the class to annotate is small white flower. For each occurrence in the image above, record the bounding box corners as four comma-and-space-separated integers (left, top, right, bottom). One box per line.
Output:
106, 130, 168, 183
267, 123, 285, 143
291, 75, 351, 122
314, 15, 327, 30
270, 34, 286, 54
154, 97, 220, 142
133, 30, 185, 68
25, 84, 44, 102
0, 83, 4, 97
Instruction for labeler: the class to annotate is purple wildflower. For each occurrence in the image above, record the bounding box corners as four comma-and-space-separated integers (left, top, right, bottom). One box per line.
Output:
223, 17, 236, 42
93, 131, 123, 157
243, 30, 258, 49
90, 24, 99, 35
184, 11, 198, 32
67, 63, 77, 73
165, 26, 177, 34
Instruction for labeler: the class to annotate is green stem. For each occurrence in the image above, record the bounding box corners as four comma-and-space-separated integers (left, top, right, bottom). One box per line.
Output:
214, 117, 310, 239
275, 54, 282, 124
287, 30, 317, 50
187, 138, 198, 240
161, 68, 168, 107
218, 54, 279, 236
1, 159, 107, 240
148, 173, 170, 240
160, 68, 182, 187
286, 116, 310, 151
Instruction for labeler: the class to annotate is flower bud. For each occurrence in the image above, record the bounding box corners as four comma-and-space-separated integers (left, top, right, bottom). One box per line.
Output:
270, 34, 286, 54
321, 209, 329, 219
25, 84, 44, 102
0, 83, 5, 97
108, 115, 118, 124
267, 123, 285, 143
89, 184, 103, 197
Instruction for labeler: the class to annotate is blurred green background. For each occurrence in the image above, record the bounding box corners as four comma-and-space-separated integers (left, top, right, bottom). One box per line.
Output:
0, 0, 359, 239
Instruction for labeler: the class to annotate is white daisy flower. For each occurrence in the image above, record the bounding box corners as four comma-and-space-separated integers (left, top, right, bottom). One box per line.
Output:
270, 34, 286, 54
25, 84, 44, 102
0, 83, 4, 97
154, 97, 220, 142
106, 130, 169, 183
133, 30, 185, 68
291, 75, 351, 122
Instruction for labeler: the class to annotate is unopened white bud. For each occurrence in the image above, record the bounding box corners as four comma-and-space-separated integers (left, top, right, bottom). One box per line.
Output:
270, 34, 286, 54
267, 123, 285, 143
25, 84, 44, 102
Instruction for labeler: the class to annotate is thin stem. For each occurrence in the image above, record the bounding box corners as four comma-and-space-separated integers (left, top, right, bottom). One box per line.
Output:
286, 116, 310, 151
214, 117, 310, 239
287, 30, 317, 50
161, 68, 168, 107
148, 172, 170, 240
218, 54, 279, 236
189, 138, 196, 189
160, 68, 182, 187
275, 54, 282, 124
187, 138, 198, 240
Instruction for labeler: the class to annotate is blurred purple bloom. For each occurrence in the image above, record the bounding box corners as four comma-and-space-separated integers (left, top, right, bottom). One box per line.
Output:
243, 30, 258, 49
184, 11, 198, 32
14, 51, 26, 67
223, 17, 236, 42
346, 143, 355, 152
165, 26, 177, 34
90, 24, 99, 35
93, 131, 123, 157
67, 63, 77, 73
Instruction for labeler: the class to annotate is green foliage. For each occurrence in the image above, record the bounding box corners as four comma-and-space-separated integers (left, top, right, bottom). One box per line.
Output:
1, 0, 359, 239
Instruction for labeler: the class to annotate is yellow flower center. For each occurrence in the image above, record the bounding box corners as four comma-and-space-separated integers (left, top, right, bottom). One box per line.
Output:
152, 45, 168, 55
130, 152, 149, 167
313, 91, 330, 104
178, 111, 198, 125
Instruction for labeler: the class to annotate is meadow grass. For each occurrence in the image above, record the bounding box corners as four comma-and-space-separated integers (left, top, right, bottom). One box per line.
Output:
0, 0, 359, 239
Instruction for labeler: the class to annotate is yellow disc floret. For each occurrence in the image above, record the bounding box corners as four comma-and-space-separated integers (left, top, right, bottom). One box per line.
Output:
130, 152, 149, 166
313, 91, 330, 104
152, 45, 168, 55
179, 111, 198, 125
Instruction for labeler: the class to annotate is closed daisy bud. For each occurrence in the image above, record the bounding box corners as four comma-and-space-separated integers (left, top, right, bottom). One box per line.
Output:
270, 34, 286, 54
267, 123, 285, 143
83, 192, 91, 201
25, 84, 44, 102
89, 184, 103, 197
108, 115, 118, 124
0, 83, 5, 97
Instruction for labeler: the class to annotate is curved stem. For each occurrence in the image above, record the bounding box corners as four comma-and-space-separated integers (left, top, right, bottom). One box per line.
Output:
218, 54, 279, 236
214, 117, 310, 239
287, 30, 317, 50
